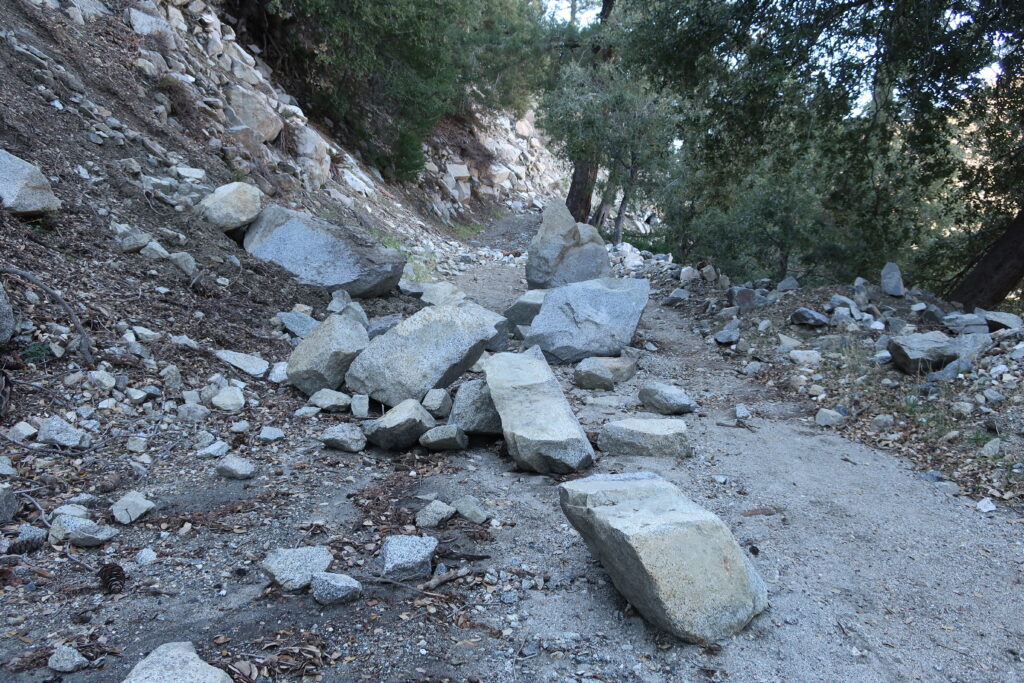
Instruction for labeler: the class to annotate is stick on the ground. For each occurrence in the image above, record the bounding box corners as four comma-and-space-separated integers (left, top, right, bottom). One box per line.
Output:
418, 566, 471, 591
1, 267, 96, 367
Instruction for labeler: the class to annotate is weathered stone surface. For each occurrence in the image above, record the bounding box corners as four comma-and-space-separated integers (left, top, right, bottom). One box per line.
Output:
419, 425, 468, 451
0, 484, 17, 523
48, 645, 89, 673
309, 388, 351, 412
320, 423, 366, 452
448, 379, 502, 435
815, 408, 845, 427
415, 499, 457, 527
559, 473, 767, 644
226, 85, 282, 142
481, 349, 594, 474
377, 535, 437, 580
663, 288, 691, 305
123, 642, 231, 683
0, 149, 61, 216
714, 319, 741, 344
211, 386, 245, 412
261, 546, 332, 590
245, 206, 405, 297
278, 311, 320, 338
598, 418, 692, 458
976, 309, 1023, 331
503, 289, 547, 326
638, 382, 697, 415
215, 454, 257, 479
790, 308, 829, 326
526, 202, 611, 289
880, 262, 905, 297
0, 283, 13, 346
943, 313, 988, 335
214, 349, 268, 377
776, 276, 799, 291
48, 514, 118, 547
888, 331, 957, 374
363, 399, 436, 450
421, 388, 452, 418
452, 494, 489, 524
287, 314, 368, 396
311, 572, 362, 606
112, 491, 155, 524
523, 278, 649, 363
573, 355, 637, 390
346, 303, 505, 406
197, 182, 262, 230
37, 416, 87, 448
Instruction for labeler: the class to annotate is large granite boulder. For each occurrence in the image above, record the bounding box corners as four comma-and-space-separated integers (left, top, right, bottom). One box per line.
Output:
887, 331, 958, 374
523, 278, 649, 363
526, 202, 611, 289
503, 289, 547, 326
481, 349, 593, 473
244, 206, 405, 297
197, 182, 263, 230
559, 473, 767, 644
226, 85, 283, 142
448, 379, 502, 435
346, 303, 506, 407
287, 314, 368, 395
0, 150, 61, 216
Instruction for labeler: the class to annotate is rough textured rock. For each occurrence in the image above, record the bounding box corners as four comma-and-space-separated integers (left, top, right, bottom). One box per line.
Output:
215, 454, 257, 479
377, 535, 437, 580
448, 379, 502, 435
111, 491, 155, 524
0, 149, 61, 216
481, 349, 594, 474
123, 642, 231, 683
287, 314, 368, 396
320, 423, 367, 452
244, 206, 405, 297
503, 289, 547, 326
311, 572, 362, 606
309, 388, 351, 412
363, 399, 436, 450
573, 355, 638, 390
598, 418, 692, 458
638, 382, 697, 415
790, 308, 829, 326
47, 645, 89, 673
815, 408, 845, 427
0, 283, 14, 346
346, 303, 505, 406
214, 349, 268, 377
0, 484, 18, 523
559, 473, 767, 644
197, 182, 262, 230
888, 331, 957, 374
526, 202, 612, 289
419, 425, 468, 451
226, 85, 282, 142
523, 278, 649, 363
261, 546, 333, 590
978, 309, 1023, 331
415, 499, 457, 527
48, 514, 118, 547
880, 262, 906, 297
278, 310, 320, 338
421, 388, 452, 418
37, 416, 87, 447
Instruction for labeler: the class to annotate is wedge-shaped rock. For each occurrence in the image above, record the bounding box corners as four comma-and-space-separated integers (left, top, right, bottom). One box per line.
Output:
363, 399, 436, 450
559, 473, 767, 644
198, 182, 262, 230
287, 314, 368, 396
481, 349, 593, 473
346, 303, 505, 407
0, 149, 61, 216
573, 355, 637, 390
123, 642, 231, 683
449, 379, 502, 435
526, 202, 611, 289
523, 278, 649, 363
887, 331, 957, 374
503, 289, 547, 326
244, 206, 405, 297
598, 418, 692, 458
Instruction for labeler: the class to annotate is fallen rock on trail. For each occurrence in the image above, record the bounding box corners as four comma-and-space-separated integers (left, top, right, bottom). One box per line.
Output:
598, 418, 693, 458
197, 181, 263, 230
122, 642, 231, 683
261, 545, 333, 590
880, 262, 906, 297
887, 331, 958, 374
448, 379, 503, 435
559, 472, 767, 644
523, 278, 649, 363
482, 349, 594, 474
363, 399, 436, 450
0, 149, 61, 216
638, 382, 697, 415
377, 535, 438, 581
503, 289, 547, 326
573, 355, 638, 390
287, 314, 368, 396
525, 201, 611, 289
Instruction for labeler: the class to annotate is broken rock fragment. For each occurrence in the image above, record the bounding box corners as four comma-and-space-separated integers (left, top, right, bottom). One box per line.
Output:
287, 314, 368, 396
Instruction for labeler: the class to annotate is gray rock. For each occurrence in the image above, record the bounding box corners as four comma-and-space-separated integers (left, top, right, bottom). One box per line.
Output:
363, 399, 436, 450
416, 500, 457, 528
345, 303, 505, 406
789, 308, 829, 326
261, 546, 333, 590
177, 404, 210, 422
663, 288, 691, 305
947, 332, 993, 363
226, 85, 282, 142
880, 262, 905, 297
943, 313, 988, 335
196, 440, 229, 459
714, 319, 741, 344
638, 383, 697, 415
197, 182, 262, 230
0, 283, 13, 346
559, 473, 767, 644
287, 314, 368, 396
452, 495, 489, 524
278, 311, 320, 338
244, 206, 405, 297
311, 572, 362, 605
48, 645, 89, 673
377, 535, 437, 581
927, 357, 973, 381
123, 642, 231, 683
211, 386, 245, 412
481, 350, 594, 474
258, 426, 284, 441
776, 276, 799, 291
0, 455, 16, 477
421, 388, 452, 418
526, 202, 611, 289
0, 149, 61, 216
168, 252, 197, 277
598, 418, 692, 458
448, 380, 502, 435
523, 278, 650, 363
37, 416, 87, 448
350, 394, 370, 418
309, 388, 351, 412
870, 414, 895, 431
572, 355, 638, 390
503, 289, 547, 326
214, 350, 269, 377
815, 408, 845, 427
419, 425, 468, 451
888, 331, 957, 374
727, 286, 770, 313
979, 438, 1002, 458
48, 514, 118, 547
112, 491, 155, 524
977, 309, 1023, 331
367, 314, 402, 339
0, 484, 17, 523
215, 454, 257, 479
320, 423, 367, 452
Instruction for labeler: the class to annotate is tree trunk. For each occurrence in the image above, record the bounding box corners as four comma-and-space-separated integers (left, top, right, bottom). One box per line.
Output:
566, 160, 598, 223
613, 181, 634, 246
948, 209, 1024, 309
590, 182, 617, 230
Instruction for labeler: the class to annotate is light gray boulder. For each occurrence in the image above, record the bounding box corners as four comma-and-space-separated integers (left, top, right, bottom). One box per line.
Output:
815, 408, 845, 427
448, 380, 502, 435
880, 262, 905, 297
215, 454, 257, 479
278, 310, 319, 338
598, 418, 692, 458
887, 331, 958, 374
48, 515, 118, 547
481, 349, 594, 474
37, 416, 87, 448
0, 283, 13, 346
345, 303, 505, 406
320, 423, 366, 452
287, 314, 368, 396
419, 425, 468, 451
377, 535, 437, 580
503, 289, 547, 326
214, 349, 268, 377
526, 201, 612, 289
421, 388, 452, 418
559, 472, 767, 644
776, 276, 799, 291
573, 355, 638, 390
0, 149, 61, 216
976, 309, 1023, 331
309, 388, 351, 412
363, 399, 436, 450
943, 313, 988, 335
789, 308, 829, 326
111, 491, 155, 524
261, 546, 332, 590
638, 382, 697, 415
244, 205, 405, 297
523, 278, 649, 363
122, 642, 231, 683
416, 499, 457, 527
47, 645, 89, 673
311, 572, 362, 606
197, 182, 262, 230
226, 85, 282, 142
